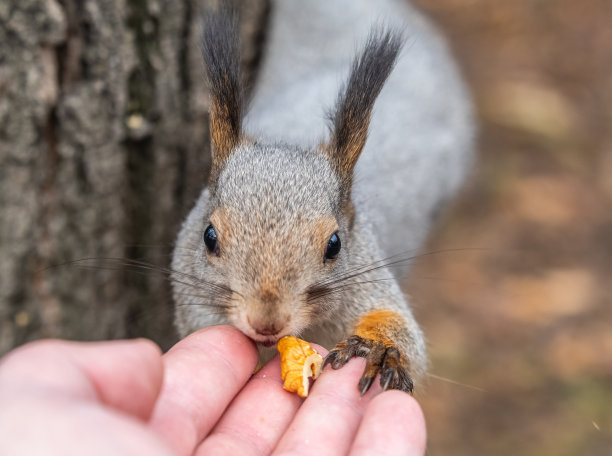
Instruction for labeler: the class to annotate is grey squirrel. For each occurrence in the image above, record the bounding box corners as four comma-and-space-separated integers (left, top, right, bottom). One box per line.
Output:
172, 0, 474, 394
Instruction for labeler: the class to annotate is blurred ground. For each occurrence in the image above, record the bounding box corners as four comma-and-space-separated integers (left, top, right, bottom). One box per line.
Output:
407, 1, 612, 454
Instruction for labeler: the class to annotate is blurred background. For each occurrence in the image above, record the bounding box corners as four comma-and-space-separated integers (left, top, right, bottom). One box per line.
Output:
1, 0, 610, 454
410, 0, 612, 454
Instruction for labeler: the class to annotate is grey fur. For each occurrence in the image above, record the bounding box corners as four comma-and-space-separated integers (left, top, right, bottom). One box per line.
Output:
172, 0, 474, 382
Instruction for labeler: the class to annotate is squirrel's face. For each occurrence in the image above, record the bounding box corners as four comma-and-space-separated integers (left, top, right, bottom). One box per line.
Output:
202, 142, 350, 345
175, 12, 402, 343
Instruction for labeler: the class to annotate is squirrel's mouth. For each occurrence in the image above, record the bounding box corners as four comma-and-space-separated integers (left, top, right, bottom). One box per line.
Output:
259, 339, 277, 348
248, 333, 285, 347
236, 313, 291, 347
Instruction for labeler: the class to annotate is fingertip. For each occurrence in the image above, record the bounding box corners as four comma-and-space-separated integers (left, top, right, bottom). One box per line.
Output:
125, 338, 165, 397
310, 343, 328, 358
132, 338, 164, 358
183, 325, 256, 353
374, 390, 426, 432
174, 325, 258, 371
79, 339, 166, 421
350, 390, 427, 456
122, 338, 165, 418
192, 324, 249, 341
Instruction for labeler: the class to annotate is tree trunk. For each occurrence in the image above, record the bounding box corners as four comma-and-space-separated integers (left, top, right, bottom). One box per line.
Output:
0, 0, 268, 355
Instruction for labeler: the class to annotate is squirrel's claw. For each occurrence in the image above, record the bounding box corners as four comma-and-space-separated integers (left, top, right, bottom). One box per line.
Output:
323, 335, 366, 370
379, 346, 414, 393
324, 335, 414, 395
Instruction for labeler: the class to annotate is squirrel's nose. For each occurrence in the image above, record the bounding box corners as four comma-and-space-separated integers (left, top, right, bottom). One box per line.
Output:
247, 316, 283, 336
252, 322, 281, 336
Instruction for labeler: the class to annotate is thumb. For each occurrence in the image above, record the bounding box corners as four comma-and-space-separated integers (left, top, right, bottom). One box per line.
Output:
0, 338, 164, 421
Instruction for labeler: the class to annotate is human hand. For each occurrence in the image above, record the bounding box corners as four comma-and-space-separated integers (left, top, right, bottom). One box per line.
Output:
0, 326, 426, 455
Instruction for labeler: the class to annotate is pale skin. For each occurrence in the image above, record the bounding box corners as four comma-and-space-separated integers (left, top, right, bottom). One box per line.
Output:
0, 326, 426, 455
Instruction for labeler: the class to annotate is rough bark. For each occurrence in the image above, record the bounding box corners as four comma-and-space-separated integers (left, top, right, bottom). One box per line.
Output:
0, 0, 268, 354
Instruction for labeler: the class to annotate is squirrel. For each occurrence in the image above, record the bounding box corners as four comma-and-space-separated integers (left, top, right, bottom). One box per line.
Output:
172, 0, 474, 395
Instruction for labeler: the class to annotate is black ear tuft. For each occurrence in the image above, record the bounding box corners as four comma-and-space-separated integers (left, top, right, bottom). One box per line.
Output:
327, 28, 404, 180
202, 5, 243, 162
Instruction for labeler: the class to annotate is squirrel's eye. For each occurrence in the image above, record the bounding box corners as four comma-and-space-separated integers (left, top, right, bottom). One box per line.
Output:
203, 224, 219, 255
324, 232, 341, 261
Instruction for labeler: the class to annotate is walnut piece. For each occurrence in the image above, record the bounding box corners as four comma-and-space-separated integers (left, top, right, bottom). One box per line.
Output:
277, 336, 323, 398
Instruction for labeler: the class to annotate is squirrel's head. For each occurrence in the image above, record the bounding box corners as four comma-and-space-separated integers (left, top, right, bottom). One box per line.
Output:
204, 142, 348, 345
173, 9, 402, 345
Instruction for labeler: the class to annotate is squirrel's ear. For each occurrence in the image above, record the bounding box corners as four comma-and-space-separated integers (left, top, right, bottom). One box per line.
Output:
326, 29, 403, 181
202, 7, 243, 166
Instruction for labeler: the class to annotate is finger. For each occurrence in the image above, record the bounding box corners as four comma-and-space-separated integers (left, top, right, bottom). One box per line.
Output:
195, 356, 300, 456
0, 338, 163, 421
349, 391, 426, 456
272, 357, 382, 456
149, 325, 258, 455
196, 344, 328, 456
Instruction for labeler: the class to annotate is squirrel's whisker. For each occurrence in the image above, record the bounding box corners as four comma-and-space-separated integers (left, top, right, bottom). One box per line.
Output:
59, 257, 236, 303
318, 247, 487, 289
306, 277, 395, 303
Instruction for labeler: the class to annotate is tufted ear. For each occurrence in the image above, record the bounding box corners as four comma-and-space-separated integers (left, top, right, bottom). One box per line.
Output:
326, 29, 403, 184
202, 7, 243, 169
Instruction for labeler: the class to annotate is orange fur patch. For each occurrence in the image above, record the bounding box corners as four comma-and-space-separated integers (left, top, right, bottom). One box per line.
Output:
210, 96, 240, 162
325, 110, 372, 178
209, 207, 234, 249
309, 216, 339, 255
353, 309, 403, 347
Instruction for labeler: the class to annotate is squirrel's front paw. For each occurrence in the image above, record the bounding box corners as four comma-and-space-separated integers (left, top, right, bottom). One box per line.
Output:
323, 335, 414, 395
